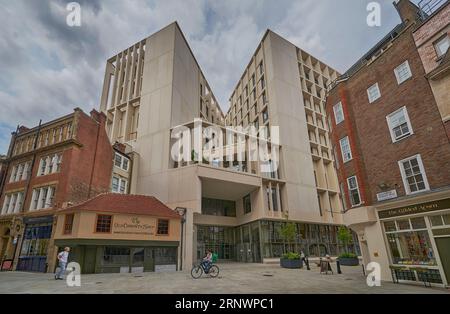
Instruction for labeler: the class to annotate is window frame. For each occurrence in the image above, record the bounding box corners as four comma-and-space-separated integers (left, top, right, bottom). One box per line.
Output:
64, 214, 75, 235
398, 154, 430, 195
386, 106, 414, 143
333, 102, 344, 125
367, 83, 381, 103
394, 60, 412, 85
434, 35, 449, 59
157, 219, 170, 236
95, 214, 113, 233
347, 176, 362, 207
339, 136, 353, 163
114, 152, 130, 172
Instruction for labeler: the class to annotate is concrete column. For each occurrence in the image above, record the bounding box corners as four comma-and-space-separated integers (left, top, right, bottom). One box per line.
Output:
183, 209, 195, 271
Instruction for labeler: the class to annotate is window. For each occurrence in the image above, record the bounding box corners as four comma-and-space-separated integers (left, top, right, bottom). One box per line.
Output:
259, 62, 264, 75
64, 214, 74, 235
260, 77, 265, 90
385, 218, 436, 266
96, 215, 112, 233
434, 35, 449, 58
38, 153, 62, 176
339, 136, 352, 163
243, 194, 252, 214
271, 188, 278, 211
333, 102, 344, 125
386, 107, 413, 142
202, 198, 236, 217
114, 153, 129, 171
367, 83, 381, 103
399, 154, 429, 195
347, 176, 361, 206
1, 195, 11, 215
394, 61, 412, 85
30, 186, 55, 211
262, 109, 269, 123
111, 176, 128, 194
157, 219, 169, 235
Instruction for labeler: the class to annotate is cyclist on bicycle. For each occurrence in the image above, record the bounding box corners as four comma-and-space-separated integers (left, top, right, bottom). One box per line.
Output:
201, 250, 213, 273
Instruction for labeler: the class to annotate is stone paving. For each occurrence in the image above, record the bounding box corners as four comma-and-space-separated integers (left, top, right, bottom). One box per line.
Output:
0, 263, 448, 294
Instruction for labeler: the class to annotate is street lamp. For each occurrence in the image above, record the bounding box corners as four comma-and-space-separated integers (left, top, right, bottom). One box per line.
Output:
175, 207, 187, 271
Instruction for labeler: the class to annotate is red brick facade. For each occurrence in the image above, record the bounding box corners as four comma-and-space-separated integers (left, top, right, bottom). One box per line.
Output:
0, 108, 113, 216
326, 21, 450, 209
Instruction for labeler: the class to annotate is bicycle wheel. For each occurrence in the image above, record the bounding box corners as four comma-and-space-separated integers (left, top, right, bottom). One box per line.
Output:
191, 265, 203, 279
208, 265, 219, 278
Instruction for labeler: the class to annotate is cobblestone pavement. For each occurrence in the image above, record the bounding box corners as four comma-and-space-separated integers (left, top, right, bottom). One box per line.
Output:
0, 263, 448, 294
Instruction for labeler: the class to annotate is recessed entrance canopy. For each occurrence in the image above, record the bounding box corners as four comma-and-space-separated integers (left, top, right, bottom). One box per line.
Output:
201, 177, 259, 201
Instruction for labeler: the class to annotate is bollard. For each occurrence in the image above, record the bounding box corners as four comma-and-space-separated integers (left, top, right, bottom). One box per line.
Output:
336, 259, 342, 274
305, 257, 310, 271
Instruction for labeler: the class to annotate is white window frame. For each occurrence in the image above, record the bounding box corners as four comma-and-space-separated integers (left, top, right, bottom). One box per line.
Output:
112, 176, 128, 194
434, 35, 449, 58
394, 60, 412, 85
367, 83, 381, 103
333, 102, 344, 125
339, 136, 353, 163
347, 176, 362, 207
398, 154, 430, 195
386, 106, 414, 143
114, 153, 129, 172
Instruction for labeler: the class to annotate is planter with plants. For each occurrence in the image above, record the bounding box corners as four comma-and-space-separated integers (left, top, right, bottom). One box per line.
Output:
280, 252, 303, 269
337, 227, 359, 266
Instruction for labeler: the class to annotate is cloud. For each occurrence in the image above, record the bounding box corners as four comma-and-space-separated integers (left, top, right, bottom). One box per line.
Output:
0, 0, 405, 154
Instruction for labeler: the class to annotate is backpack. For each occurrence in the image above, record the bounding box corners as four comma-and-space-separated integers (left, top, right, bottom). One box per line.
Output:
212, 253, 218, 263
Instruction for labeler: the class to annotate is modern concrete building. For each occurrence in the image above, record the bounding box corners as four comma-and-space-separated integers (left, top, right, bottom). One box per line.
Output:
326, 0, 450, 287
99, 22, 356, 270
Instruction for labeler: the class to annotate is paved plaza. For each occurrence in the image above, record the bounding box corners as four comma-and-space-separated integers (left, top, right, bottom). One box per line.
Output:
0, 263, 448, 294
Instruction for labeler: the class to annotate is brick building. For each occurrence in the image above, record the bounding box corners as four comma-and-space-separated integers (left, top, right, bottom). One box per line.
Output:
326, 0, 450, 286
0, 108, 113, 272
412, 0, 450, 139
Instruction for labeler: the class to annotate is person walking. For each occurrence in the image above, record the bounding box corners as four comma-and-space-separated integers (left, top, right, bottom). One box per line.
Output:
55, 247, 70, 280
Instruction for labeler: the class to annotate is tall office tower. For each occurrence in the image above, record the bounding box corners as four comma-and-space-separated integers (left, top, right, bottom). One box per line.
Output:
99, 22, 356, 270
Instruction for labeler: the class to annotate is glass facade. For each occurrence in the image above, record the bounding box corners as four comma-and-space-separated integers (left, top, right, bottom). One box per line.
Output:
17, 221, 53, 272
384, 217, 437, 266
202, 198, 236, 217
196, 220, 360, 263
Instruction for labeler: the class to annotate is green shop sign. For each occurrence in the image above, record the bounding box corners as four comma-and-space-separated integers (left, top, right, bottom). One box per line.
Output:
378, 198, 450, 219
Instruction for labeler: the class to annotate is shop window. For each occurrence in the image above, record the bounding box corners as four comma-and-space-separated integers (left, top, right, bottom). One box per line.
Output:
64, 214, 74, 235
430, 215, 444, 227
157, 219, 169, 235
103, 247, 130, 266
384, 221, 397, 232
386, 230, 435, 266
96, 215, 112, 233
243, 194, 252, 214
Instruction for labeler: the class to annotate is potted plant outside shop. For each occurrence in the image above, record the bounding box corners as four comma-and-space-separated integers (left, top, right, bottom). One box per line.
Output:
280, 252, 303, 269
337, 227, 359, 266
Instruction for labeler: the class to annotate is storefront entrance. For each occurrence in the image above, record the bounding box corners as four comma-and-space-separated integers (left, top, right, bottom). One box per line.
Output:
17, 217, 53, 273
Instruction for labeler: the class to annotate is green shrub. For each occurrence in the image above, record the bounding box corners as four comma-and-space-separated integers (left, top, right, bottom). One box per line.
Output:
282, 252, 301, 260
339, 253, 358, 259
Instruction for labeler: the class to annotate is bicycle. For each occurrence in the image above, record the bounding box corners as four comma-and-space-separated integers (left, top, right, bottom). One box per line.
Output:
191, 261, 220, 279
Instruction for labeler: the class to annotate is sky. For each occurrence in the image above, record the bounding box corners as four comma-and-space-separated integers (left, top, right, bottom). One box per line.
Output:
0, 0, 417, 154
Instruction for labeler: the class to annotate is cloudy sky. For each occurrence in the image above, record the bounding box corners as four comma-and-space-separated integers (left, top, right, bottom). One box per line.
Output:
0, 0, 417, 154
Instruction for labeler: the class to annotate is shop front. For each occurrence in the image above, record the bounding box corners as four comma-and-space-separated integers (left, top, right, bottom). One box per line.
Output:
378, 197, 450, 287
53, 194, 181, 274
16, 216, 53, 273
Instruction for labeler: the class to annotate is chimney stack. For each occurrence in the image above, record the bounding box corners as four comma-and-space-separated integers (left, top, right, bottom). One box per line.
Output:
394, 0, 421, 24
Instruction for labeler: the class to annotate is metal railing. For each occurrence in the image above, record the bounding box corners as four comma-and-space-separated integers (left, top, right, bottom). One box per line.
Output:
418, 0, 447, 19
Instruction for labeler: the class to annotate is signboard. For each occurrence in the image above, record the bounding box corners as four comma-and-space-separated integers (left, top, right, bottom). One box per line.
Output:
377, 190, 398, 202
112, 216, 156, 236
378, 198, 450, 219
